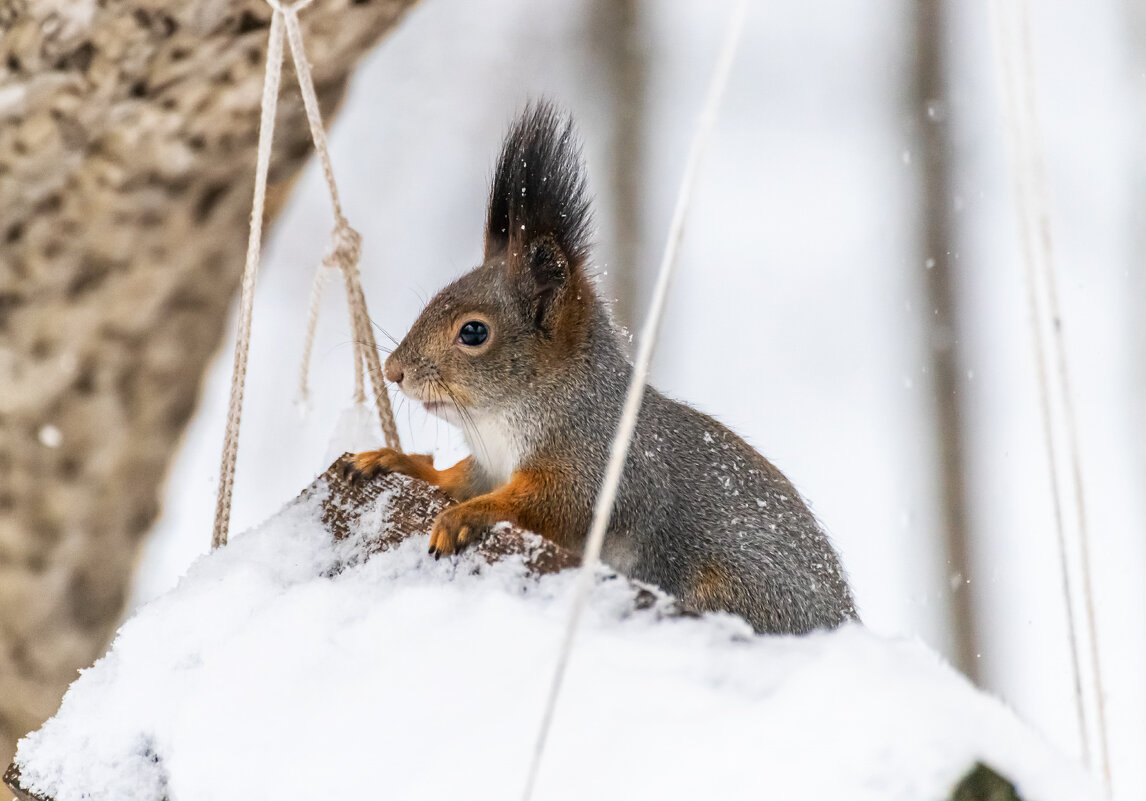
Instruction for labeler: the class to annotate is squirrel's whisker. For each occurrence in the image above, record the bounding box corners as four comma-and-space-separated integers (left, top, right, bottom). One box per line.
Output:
438, 379, 492, 470
369, 319, 401, 347
348, 336, 393, 356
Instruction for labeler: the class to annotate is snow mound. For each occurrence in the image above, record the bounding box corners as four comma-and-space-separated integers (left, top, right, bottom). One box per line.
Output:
15, 478, 1099, 801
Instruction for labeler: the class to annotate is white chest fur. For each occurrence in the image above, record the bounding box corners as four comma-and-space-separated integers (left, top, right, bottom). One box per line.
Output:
463, 412, 521, 488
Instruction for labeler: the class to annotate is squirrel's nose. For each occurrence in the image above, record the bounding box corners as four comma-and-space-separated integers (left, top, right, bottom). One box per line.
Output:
384, 359, 404, 385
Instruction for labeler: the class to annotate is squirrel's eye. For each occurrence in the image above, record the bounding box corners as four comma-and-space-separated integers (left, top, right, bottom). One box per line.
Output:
457, 320, 489, 348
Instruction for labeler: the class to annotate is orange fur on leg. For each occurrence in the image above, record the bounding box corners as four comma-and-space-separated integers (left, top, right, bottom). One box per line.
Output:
342, 451, 480, 501
428, 470, 551, 557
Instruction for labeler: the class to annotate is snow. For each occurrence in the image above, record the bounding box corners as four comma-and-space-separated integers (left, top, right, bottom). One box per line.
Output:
126, 0, 1145, 795
18, 480, 1099, 801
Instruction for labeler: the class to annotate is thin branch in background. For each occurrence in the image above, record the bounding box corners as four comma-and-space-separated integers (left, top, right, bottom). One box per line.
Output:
989, 0, 1111, 788
590, 0, 648, 333
521, 4, 749, 798
911, 0, 981, 683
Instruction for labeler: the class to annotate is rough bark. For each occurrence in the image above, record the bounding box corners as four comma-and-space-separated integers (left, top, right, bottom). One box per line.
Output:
0, 0, 418, 770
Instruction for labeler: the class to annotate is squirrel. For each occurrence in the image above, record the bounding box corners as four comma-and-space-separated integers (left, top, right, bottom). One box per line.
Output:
344, 101, 858, 634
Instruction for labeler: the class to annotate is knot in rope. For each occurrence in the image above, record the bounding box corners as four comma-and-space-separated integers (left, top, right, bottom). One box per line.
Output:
324, 220, 362, 273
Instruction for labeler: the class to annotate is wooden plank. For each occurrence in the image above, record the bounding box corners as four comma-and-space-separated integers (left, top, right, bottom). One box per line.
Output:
317, 454, 690, 612
319, 454, 582, 573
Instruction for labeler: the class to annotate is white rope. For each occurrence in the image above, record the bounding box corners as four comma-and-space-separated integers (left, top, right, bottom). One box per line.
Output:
300, 267, 332, 402
212, 0, 400, 550
520, 2, 749, 798
212, 11, 285, 550
988, 0, 1110, 790
298, 262, 336, 411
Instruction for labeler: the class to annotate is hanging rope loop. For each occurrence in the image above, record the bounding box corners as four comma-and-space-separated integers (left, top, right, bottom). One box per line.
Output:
298, 219, 369, 411
213, 0, 400, 550
279, 0, 400, 447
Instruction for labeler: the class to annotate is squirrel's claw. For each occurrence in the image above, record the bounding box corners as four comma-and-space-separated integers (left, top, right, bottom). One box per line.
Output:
337, 455, 361, 483
341, 448, 403, 485
429, 507, 486, 558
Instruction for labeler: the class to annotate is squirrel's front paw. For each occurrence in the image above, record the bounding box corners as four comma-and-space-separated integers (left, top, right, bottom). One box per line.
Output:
340, 449, 432, 484
428, 506, 487, 559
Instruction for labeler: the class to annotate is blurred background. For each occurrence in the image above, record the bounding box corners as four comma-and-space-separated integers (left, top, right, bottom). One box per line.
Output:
87, 0, 1146, 797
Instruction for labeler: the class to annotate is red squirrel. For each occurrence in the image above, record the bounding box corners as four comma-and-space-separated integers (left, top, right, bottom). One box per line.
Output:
345, 102, 857, 634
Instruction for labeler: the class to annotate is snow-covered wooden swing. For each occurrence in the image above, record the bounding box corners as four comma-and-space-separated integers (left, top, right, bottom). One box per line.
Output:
5, 459, 1080, 801
5, 0, 1111, 799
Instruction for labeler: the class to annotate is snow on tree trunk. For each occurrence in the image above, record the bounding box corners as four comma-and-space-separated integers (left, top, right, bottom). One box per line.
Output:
0, 0, 418, 768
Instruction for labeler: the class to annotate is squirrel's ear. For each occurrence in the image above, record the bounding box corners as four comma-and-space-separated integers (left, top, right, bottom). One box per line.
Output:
512, 234, 571, 332
487, 101, 593, 329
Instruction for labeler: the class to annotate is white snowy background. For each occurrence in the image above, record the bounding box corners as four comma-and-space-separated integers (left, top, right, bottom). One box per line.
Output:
130, 1, 1145, 798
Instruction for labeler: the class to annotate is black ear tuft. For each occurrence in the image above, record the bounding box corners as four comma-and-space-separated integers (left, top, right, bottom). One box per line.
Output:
484, 100, 593, 268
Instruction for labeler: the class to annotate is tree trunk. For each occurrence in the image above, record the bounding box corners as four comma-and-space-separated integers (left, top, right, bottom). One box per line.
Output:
910, 0, 981, 681
0, 0, 418, 769
587, 0, 648, 333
